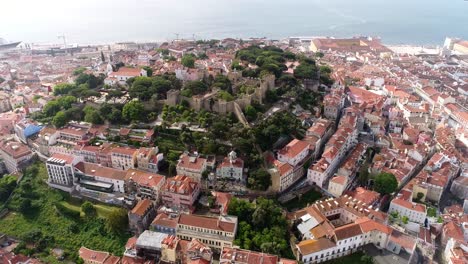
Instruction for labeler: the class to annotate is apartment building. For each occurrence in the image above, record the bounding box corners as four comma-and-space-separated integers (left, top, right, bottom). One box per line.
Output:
111, 147, 137, 170
46, 153, 83, 192
161, 175, 200, 212
176, 153, 207, 182
135, 147, 161, 173
269, 160, 303, 193
328, 175, 348, 197
176, 214, 238, 251
125, 169, 165, 201
277, 139, 310, 167
0, 140, 34, 173
128, 199, 156, 235
389, 196, 427, 224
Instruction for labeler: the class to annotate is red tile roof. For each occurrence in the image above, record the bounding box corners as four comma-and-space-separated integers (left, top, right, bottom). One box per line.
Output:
178, 214, 236, 233
125, 169, 164, 188
79, 247, 109, 264
278, 139, 309, 159
131, 199, 153, 217
74, 162, 127, 180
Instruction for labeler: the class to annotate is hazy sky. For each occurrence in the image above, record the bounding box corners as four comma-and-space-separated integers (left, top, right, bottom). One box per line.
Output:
1, 0, 467, 45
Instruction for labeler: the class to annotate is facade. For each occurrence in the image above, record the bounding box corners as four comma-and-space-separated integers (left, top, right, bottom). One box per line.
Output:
269, 160, 303, 193
328, 175, 348, 197
176, 153, 207, 182
125, 169, 165, 201
216, 151, 244, 180
46, 153, 83, 191
161, 175, 200, 212
0, 140, 34, 174
176, 214, 238, 251
128, 199, 156, 235
135, 147, 160, 173
111, 147, 137, 170
277, 139, 310, 167
389, 198, 427, 224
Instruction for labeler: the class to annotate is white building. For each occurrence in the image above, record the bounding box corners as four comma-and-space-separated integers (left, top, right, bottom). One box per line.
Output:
389, 197, 427, 224
216, 151, 244, 181
176, 153, 207, 182
0, 140, 34, 174
105, 67, 148, 86
46, 153, 83, 191
277, 139, 310, 167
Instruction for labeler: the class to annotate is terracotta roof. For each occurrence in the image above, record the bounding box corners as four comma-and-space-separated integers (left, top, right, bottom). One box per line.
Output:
111, 146, 137, 156
334, 223, 363, 240
389, 230, 416, 251
125, 169, 165, 188
278, 139, 310, 159
104, 256, 121, 264
0, 141, 32, 159
350, 187, 380, 205
178, 214, 236, 233
151, 213, 178, 229
177, 154, 207, 171
391, 198, 426, 213
74, 162, 127, 180
297, 238, 335, 255
330, 175, 347, 185
273, 160, 293, 176
358, 217, 393, 235
79, 247, 109, 263
131, 199, 153, 217
109, 67, 142, 77
220, 247, 286, 264
163, 175, 199, 195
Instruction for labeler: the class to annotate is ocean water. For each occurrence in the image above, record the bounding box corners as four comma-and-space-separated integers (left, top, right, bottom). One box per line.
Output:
1, 0, 467, 45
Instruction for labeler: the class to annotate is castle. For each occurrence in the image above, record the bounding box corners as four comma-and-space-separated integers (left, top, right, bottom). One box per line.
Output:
166, 73, 275, 116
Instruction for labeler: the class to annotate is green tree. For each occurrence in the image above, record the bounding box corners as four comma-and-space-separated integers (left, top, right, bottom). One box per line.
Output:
53, 83, 76, 95
402, 216, 409, 224
181, 54, 196, 68
81, 201, 96, 217
84, 109, 103, 124
373, 172, 398, 195
142, 66, 153, 77
248, 169, 271, 191
105, 208, 128, 233
122, 101, 145, 122
361, 254, 374, 264
416, 192, 424, 202
244, 105, 257, 121
0, 175, 17, 202
101, 51, 105, 62
184, 80, 208, 95
43, 101, 61, 116
52, 111, 67, 128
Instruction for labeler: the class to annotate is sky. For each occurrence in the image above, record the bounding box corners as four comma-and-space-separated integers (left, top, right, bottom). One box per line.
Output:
1, 0, 467, 45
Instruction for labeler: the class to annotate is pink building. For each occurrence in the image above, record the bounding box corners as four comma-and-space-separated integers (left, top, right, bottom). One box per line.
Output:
161, 175, 200, 213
